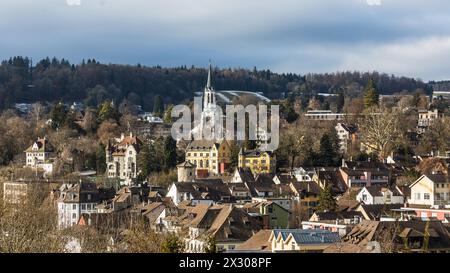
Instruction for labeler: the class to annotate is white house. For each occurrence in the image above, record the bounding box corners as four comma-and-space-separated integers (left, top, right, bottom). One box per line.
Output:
291, 167, 314, 182
106, 132, 142, 186
57, 182, 99, 229
335, 123, 357, 154
408, 174, 450, 207
356, 186, 404, 205
24, 137, 54, 176
166, 181, 229, 206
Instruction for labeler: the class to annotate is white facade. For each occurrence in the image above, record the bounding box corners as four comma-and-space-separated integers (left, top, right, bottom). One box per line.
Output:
57, 201, 97, 229
292, 167, 313, 182
356, 187, 404, 205
106, 133, 140, 186
417, 109, 442, 134
408, 175, 450, 207
166, 183, 215, 206
25, 138, 53, 176
335, 123, 351, 153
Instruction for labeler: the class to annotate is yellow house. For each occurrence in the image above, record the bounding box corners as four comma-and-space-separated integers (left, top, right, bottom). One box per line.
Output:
185, 140, 231, 177
238, 149, 276, 175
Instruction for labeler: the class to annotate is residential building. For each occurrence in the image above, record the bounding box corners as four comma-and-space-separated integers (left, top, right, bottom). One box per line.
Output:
242, 201, 290, 229
339, 160, 390, 188
400, 206, 450, 222
182, 204, 262, 252
408, 174, 450, 207
57, 182, 100, 229
342, 220, 450, 253
291, 167, 314, 182
303, 211, 364, 236
432, 91, 450, 100
289, 181, 321, 216
238, 149, 276, 175
234, 230, 272, 252
166, 180, 232, 206
105, 132, 142, 185
269, 229, 340, 253
230, 167, 255, 183
356, 186, 404, 205
24, 137, 54, 176
335, 123, 358, 154
417, 109, 443, 134
305, 110, 348, 121
312, 168, 348, 195
355, 203, 403, 220
185, 140, 231, 177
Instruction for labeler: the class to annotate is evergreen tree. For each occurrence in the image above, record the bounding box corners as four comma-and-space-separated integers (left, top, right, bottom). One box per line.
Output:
153, 95, 164, 117
163, 104, 174, 123
318, 132, 339, 166
336, 92, 345, 112
64, 109, 81, 131
96, 143, 107, 174
317, 185, 337, 212
98, 100, 120, 123
163, 136, 177, 170
138, 141, 152, 178
363, 79, 380, 109
50, 102, 68, 129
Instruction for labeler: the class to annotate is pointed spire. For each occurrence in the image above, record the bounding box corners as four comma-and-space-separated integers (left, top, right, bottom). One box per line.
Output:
206, 60, 212, 89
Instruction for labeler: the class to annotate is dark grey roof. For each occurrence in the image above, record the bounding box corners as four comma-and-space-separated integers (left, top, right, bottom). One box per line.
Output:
237, 167, 255, 183
358, 204, 403, 220
364, 186, 403, 197
313, 211, 364, 221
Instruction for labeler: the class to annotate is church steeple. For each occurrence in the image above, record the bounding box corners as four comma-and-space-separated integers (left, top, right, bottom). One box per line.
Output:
203, 60, 216, 110
206, 60, 212, 89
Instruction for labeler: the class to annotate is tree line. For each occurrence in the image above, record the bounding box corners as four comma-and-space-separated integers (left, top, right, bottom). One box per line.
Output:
0, 56, 433, 112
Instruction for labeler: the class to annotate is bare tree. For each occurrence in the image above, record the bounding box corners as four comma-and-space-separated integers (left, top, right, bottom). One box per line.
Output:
359, 106, 403, 161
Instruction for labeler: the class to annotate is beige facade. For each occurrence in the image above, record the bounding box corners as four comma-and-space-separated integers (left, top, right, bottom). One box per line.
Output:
185, 140, 231, 176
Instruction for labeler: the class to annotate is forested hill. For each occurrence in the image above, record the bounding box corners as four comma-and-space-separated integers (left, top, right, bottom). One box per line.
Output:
0, 56, 433, 111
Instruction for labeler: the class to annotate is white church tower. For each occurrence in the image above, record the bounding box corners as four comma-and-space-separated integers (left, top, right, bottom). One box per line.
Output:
196, 61, 223, 140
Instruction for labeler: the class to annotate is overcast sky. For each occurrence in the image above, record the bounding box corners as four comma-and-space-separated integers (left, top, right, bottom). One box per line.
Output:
1, 0, 449, 81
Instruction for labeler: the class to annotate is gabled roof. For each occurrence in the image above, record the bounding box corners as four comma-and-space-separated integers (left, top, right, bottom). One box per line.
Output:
338, 123, 358, 134
25, 138, 53, 153
236, 167, 255, 183
311, 211, 364, 221
315, 169, 347, 194
58, 182, 99, 203
243, 201, 290, 213
357, 204, 403, 220
184, 204, 262, 242
344, 220, 450, 251
363, 186, 403, 197
173, 180, 233, 202
290, 181, 321, 196
235, 230, 272, 251
409, 174, 450, 188
272, 229, 340, 245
